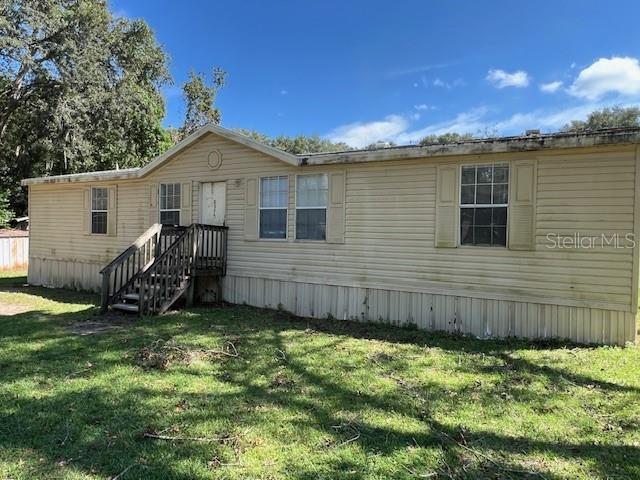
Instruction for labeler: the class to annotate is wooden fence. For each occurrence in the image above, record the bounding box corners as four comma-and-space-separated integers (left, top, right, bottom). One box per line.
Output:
0, 235, 28, 270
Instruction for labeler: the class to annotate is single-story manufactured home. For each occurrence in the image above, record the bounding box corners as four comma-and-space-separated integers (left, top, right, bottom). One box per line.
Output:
22, 125, 640, 345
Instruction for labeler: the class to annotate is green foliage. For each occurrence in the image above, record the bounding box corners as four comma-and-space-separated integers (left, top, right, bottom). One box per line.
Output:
0, 0, 172, 215
364, 141, 397, 150
179, 68, 226, 141
236, 129, 351, 154
419, 132, 475, 146
0, 276, 639, 479
0, 190, 14, 227
563, 106, 640, 132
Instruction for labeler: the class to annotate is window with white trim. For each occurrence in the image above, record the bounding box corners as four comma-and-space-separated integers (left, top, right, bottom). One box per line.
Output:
159, 183, 181, 225
260, 176, 288, 239
296, 173, 327, 240
460, 163, 509, 246
91, 187, 108, 234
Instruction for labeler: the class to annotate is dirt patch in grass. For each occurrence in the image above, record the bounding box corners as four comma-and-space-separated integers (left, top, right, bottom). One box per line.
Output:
0, 299, 32, 315
133, 338, 239, 370
67, 321, 121, 336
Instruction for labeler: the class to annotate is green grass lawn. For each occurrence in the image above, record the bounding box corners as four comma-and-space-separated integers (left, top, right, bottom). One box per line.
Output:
0, 270, 639, 479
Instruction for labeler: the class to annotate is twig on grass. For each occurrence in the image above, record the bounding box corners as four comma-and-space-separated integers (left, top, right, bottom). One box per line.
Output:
64, 363, 93, 379
143, 430, 243, 443
399, 463, 437, 478
331, 421, 361, 448
111, 463, 144, 480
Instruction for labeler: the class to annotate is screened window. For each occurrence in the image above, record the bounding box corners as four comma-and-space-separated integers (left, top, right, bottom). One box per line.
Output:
260, 176, 288, 239
460, 164, 509, 247
296, 174, 327, 240
160, 183, 181, 225
91, 187, 108, 234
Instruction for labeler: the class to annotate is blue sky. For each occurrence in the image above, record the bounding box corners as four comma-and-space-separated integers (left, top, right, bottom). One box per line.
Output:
112, 0, 640, 148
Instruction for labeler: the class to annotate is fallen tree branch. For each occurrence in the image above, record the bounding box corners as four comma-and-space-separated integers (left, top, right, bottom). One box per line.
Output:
143, 431, 241, 443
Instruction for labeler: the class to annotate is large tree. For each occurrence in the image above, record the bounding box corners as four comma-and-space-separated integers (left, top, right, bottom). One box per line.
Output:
0, 0, 172, 215
563, 106, 640, 132
236, 129, 351, 154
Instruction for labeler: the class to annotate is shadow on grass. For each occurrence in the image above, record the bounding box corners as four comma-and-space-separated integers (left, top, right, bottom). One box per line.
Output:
0, 290, 638, 478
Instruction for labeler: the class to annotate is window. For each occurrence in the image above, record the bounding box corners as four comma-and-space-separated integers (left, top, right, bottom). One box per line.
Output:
296, 174, 328, 240
460, 163, 509, 247
91, 187, 108, 234
160, 183, 181, 225
260, 176, 288, 239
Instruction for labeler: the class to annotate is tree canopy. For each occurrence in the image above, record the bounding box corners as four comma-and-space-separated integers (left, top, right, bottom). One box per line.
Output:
236, 129, 351, 154
0, 191, 13, 227
419, 132, 475, 146
179, 68, 225, 141
563, 106, 640, 132
0, 0, 172, 215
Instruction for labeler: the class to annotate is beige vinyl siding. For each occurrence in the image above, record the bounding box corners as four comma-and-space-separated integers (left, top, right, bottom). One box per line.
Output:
26, 133, 638, 343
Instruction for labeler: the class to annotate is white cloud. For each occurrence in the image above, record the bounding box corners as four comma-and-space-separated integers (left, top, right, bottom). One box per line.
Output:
540, 81, 563, 93
413, 104, 435, 111
325, 99, 640, 148
491, 104, 599, 133
433, 78, 446, 88
326, 115, 409, 148
486, 69, 530, 88
431, 77, 465, 89
568, 57, 640, 100
395, 107, 489, 144
280, 89, 288, 95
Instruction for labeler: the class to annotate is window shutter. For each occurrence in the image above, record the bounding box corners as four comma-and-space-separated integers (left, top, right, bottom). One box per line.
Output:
82, 188, 91, 234
148, 183, 159, 226
180, 181, 192, 226
508, 159, 537, 250
244, 178, 258, 240
434, 164, 458, 248
327, 172, 346, 244
106, 186, 117, 236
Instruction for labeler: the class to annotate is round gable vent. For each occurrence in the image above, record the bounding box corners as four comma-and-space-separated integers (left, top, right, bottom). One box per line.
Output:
208, 150, 223, 170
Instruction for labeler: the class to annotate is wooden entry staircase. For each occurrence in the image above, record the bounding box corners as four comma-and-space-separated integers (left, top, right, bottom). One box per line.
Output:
99, 223, 228, 315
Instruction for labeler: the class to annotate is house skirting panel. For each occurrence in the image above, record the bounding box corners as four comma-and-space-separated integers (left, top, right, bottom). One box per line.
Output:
28, 257, 102, 292
222, 275, 637, 346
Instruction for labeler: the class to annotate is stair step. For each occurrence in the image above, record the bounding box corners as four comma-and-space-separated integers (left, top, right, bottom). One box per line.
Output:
123, 292, 143, 302
112, 303, 139, 313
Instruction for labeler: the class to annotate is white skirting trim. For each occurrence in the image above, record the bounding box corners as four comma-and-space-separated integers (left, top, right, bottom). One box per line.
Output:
223, 275, 637, 346
28, 257, 101, 292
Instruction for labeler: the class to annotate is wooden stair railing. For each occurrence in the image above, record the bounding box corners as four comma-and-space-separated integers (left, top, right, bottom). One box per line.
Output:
99, 223, 163, 313
100, 223, 228, 315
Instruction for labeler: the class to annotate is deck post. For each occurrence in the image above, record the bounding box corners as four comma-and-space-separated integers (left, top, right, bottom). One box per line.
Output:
100, 268, 110, 313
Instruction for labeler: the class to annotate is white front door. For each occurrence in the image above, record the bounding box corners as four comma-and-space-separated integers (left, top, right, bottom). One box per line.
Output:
201, 182, 226, 225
